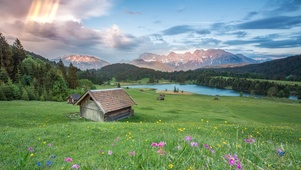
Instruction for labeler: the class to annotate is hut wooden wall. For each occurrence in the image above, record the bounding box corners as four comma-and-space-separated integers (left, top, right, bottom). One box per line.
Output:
105, 107, 134, 121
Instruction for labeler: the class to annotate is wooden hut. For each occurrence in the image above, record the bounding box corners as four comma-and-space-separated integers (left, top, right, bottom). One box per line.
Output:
67, 94, 81, 104
74, 88, 136, 122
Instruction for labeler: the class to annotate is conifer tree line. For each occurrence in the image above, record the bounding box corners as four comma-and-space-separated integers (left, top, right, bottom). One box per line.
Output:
0, 33, 86, 101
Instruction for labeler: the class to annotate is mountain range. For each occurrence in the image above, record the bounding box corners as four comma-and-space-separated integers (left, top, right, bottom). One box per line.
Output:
53, 49, 258, 71
52, 55, 110, 70
130, 49, 257, 71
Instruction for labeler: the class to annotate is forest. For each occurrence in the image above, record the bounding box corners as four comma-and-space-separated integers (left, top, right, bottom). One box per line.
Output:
0, 33, 93, 101
1, 32, 301, 101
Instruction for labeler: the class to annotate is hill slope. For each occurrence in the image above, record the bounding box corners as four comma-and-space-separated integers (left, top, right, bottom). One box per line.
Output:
215, 54, 301, 80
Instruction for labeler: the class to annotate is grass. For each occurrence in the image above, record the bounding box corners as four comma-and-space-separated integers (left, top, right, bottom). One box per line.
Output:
0, 89, 301, 169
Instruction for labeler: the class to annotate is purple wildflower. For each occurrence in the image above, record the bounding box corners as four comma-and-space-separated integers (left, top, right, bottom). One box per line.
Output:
237, 161, 242, 170
203, 144, 210, 148
185, 136, 193, 141
71, 164, 80, 169
277, 148, 286, 156
151, 142, 158, 147
229, 157, 235, 166
28, 147, 34, 152
190, 142, 199, 147
158, 141, 165, 148
108, 150, 113, 155
244, 136, 255, 144
64, 157, 73, 162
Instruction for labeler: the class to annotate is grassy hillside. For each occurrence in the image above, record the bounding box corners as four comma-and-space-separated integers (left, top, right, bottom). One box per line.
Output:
1, 89, 300, 169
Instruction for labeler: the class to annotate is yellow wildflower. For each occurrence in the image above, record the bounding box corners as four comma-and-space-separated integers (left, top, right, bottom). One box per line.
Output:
169, 164, 174, 169
30, 153, 34, 157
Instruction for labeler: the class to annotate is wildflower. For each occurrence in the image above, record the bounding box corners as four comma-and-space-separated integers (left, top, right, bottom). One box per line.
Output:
46, 160, 52, 166
48, 143, 53, 147
177, 145, 182, 150
157, 149, 166, 156
30, 153, 34, 157
99, 150, 104, 154
237, 161, 242, 170
36, 162, 41, 166
277, 148, 286, 156
158, 141, 166, 148
43, 141, 46, 144
71, 164, 80, 169
224, 154, 243, 169
28, 147, 34, 152
151, 142, 158, 147
244, 136, 255, 144
190, 142, 198, 147
129, 151, 136, 156
229, 157, 235, 166
169, 163, 174, 169
108, 150, 113, 155
64, 157, 73, 162
185, 136, 193, 141
203, 144, 209, 149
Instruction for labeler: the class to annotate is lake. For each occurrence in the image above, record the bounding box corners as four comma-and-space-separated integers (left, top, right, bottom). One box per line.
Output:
127, 84, 299, 100
126, 84, 247, 97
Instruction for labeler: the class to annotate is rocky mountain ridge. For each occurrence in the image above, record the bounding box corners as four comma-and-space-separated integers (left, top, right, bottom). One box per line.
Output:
53, 55, 110, 70
130, 49, 257, 71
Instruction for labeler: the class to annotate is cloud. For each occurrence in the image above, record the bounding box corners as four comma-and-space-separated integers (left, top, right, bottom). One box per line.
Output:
154, 20, 162, 24
224, 33, 301, 49
237, 15, 301, 29
266, 0, 301, 14
211, 22, 234, 33
162, 25, 194, 35
230, 31, 248, 38
195, 29, 211, 35
125, 10, 142, 15
256, 35, 301, 48
149, 34, 166, 44
162, 25, 211, 36
243, 11, 259, 20
177, 7, 186, 13
103, 25, 140, 50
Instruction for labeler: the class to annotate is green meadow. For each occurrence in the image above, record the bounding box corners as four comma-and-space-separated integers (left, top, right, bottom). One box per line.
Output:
1, 88, 301, 169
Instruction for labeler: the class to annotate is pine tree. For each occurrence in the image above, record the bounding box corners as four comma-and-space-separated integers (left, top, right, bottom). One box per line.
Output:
21, 88, 29, 101
0, 87, 7, 100
0, 68, 10, 83
57, 59, 67, 82
67, 63, 78, 89
12, 38, 26, 81
0, 33, 14, 78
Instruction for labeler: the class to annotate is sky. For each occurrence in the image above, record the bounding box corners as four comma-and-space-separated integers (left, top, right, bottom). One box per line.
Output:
0, 0, 300, 63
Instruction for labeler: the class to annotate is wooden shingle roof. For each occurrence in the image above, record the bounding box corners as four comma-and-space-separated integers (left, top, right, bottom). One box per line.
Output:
75, 88, 136, 113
